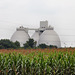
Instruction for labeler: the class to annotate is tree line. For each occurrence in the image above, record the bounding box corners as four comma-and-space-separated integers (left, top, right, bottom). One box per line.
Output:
0, 39, 57, 49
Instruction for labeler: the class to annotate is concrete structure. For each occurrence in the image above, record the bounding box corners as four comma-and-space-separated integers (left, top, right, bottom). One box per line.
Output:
40, 20, 48, 28
31, 21, 61, 47
38, 30, 61, 48
11, 26, 30, 47
31, 30, 39, 46
11, 21, 61, 47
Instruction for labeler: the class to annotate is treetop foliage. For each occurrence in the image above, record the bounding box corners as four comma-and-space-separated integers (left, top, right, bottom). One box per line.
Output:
0, 39, 20, 49
0, 39, 57, 49
23, 38, 36, 49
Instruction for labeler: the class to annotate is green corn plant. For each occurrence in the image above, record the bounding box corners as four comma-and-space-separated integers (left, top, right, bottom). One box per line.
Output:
0, 50, 75, 75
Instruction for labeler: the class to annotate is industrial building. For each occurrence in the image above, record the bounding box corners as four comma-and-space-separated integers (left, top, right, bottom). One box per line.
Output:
11, 21, 61, 47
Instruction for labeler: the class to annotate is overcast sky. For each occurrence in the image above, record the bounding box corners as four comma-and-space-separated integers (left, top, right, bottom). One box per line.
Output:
0, 0, 75, 47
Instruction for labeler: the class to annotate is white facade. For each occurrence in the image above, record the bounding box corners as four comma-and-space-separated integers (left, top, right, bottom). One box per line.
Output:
11, 26, 30, 47
38, 30, 61, 48
31, 21, 61, 48
40, 20, 48, 28
11, 21, 61, 47
31, 31, 39, 46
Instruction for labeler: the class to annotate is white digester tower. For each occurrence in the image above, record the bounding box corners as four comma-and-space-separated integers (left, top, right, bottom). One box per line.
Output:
11, 26, 30, 47
11, 21, 61, 48
31, 21, 61, 47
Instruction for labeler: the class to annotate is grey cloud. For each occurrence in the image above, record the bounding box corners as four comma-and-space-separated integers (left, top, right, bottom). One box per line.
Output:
0, 0, 75, 47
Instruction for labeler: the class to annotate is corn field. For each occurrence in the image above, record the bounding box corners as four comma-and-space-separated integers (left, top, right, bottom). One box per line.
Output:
0, 49, 75, 75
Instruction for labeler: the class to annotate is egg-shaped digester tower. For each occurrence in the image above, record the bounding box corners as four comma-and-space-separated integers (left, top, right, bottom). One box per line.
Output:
38, 28, 61, 48
11, 26, 30, 47
31, 30, 39, 46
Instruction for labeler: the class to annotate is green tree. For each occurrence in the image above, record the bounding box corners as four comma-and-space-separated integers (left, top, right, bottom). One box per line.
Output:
0, 39, 19, 49
14, 41, 20, 48
23, 43, 30, 49
49, 45, 57, 48
23, 38, 36, 49
0, 45, 4, 49
38, 44, 48, 49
